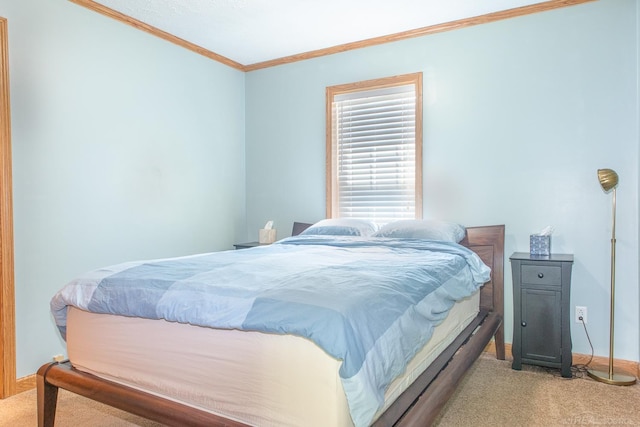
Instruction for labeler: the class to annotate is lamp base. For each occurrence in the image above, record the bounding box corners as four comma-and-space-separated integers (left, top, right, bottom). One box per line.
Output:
587, 369, 637, 386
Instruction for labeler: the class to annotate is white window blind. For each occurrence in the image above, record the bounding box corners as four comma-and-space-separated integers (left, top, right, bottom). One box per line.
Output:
330, 82, 419, 224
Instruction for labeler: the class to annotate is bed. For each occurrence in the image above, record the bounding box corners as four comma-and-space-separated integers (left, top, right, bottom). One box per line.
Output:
37, 222, 505, 427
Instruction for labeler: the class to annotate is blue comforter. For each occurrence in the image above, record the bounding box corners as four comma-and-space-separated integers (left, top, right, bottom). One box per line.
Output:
50, 235, 490, 427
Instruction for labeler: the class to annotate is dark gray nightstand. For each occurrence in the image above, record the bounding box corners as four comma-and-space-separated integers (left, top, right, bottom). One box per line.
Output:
510, 252, 574, 377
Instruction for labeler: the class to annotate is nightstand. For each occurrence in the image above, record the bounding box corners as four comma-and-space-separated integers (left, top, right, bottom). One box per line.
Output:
233, 242, 260, 250
510, 252, 574, 377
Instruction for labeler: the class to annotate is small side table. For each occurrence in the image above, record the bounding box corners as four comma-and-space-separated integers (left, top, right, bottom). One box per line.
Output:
233, 242, 261, 250
510, 252, 574, 377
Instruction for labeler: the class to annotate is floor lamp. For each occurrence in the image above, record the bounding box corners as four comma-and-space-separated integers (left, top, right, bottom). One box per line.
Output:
587, 168, 636, 386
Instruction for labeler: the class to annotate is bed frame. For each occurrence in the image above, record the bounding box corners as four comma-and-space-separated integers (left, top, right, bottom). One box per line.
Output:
37, 224, 505, 427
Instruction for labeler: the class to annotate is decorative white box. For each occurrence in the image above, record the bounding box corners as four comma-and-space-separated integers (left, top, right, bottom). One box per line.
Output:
530, 235, 551, 256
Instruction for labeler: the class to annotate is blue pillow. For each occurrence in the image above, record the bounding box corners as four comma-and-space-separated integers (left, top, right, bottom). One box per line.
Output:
301, 219, 378, 237
373, 220, 466, 243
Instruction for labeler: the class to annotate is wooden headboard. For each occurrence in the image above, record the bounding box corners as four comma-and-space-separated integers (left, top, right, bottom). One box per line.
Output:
459, 224, 505, 359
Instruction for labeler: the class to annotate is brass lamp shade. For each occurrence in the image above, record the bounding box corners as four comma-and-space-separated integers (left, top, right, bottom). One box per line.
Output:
598, 168, 619, 192
588, 168, 636, 386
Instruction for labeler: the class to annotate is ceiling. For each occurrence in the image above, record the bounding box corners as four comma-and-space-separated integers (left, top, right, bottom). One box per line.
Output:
79, 0, 585, 70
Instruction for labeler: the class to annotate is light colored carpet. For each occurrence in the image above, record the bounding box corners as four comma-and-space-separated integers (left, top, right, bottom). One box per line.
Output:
1, 354, 639, 426
434, 354, 640, 426
0, 385, 163, 427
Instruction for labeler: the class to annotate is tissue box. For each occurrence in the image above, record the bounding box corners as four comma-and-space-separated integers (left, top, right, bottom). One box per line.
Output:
530, 235, 551, 256
259, 229, 276, 244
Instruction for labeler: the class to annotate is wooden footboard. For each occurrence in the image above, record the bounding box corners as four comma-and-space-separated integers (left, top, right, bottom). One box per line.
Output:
38, 224, 505, 426
36, 361, 250, 427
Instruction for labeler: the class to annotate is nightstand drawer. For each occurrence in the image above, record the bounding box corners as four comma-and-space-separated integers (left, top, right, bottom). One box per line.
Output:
521, 265, 561, 286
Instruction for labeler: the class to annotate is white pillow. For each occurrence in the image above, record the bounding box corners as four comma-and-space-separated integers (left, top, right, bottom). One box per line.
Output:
300, 218, 378, 237
373, 219, 466, 243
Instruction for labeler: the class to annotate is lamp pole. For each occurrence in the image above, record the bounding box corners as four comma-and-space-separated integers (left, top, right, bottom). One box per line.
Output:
607, 186, 615, 380
587, 169, 636, 386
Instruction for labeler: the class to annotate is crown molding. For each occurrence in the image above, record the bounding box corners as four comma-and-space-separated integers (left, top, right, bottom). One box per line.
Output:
70, 0, 595, 72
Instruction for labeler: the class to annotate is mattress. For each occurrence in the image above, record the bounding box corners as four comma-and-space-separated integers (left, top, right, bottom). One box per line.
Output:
66, 291, 480, 427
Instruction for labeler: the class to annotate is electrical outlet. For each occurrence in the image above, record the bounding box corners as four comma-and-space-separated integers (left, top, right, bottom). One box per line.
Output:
575, 306, 587, 324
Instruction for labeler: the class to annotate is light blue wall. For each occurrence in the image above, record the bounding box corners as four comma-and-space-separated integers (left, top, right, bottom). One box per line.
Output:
2, 0, 246, 376
246, 0, 640, 361
3, 0, 638, 379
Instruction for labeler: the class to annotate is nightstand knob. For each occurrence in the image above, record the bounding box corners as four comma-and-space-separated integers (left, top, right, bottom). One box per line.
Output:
521, 321, 527, 327
537, 273, 544, 279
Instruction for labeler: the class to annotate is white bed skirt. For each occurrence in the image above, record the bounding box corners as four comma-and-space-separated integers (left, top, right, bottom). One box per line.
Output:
67, 292, 479, 427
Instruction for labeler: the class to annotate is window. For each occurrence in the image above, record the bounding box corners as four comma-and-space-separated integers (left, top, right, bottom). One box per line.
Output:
326, 73, 423, 223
